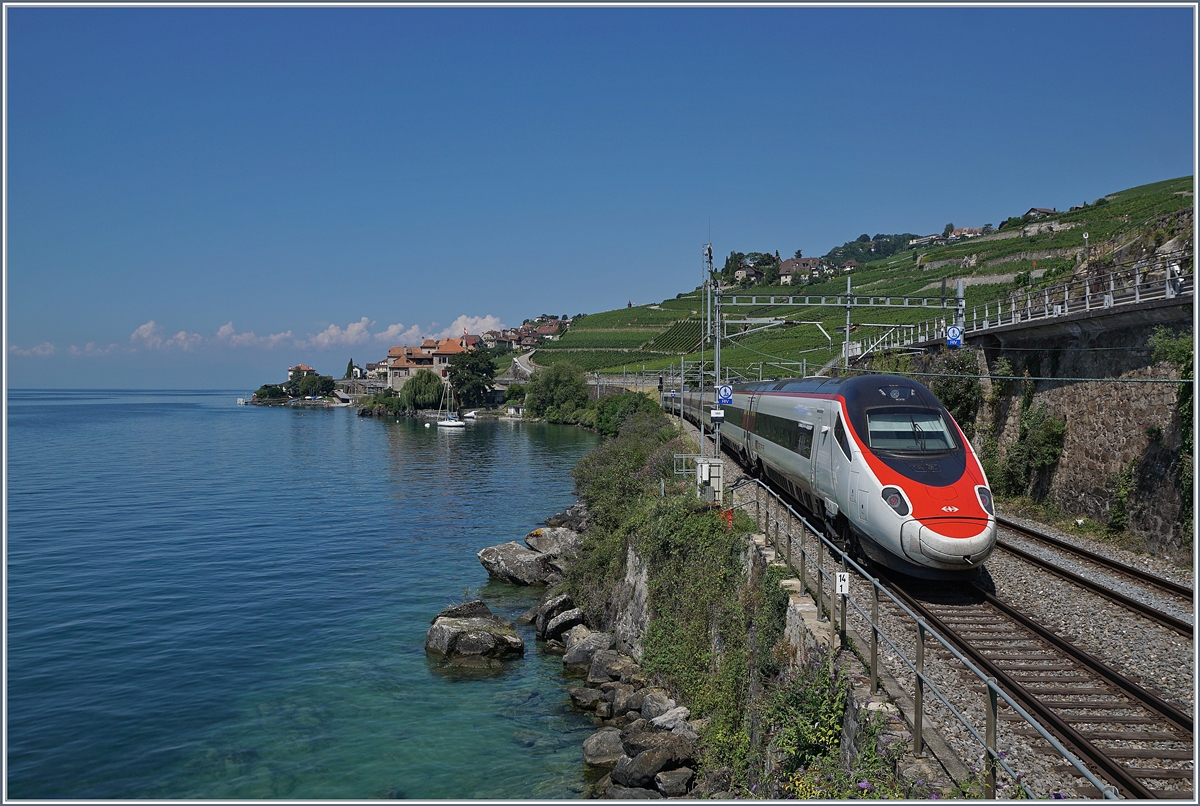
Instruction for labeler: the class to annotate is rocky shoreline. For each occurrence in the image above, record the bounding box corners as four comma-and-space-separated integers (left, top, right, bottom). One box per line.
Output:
424, 500, 705, 799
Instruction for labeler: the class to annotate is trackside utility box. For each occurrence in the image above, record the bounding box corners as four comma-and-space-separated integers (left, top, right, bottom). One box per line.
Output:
697, 458, 724, 503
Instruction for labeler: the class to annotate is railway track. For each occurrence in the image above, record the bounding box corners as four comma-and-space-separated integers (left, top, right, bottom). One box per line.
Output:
882, 577, 1194, 799
994, 517, 1194, 637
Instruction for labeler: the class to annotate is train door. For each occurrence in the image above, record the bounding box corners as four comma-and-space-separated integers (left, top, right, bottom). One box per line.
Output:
742, 393, 758, 464
831, 409, 853, 516
813, 405, 834, 512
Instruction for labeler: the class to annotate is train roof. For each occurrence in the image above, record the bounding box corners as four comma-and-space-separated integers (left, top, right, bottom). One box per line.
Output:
734, 373, 925, 396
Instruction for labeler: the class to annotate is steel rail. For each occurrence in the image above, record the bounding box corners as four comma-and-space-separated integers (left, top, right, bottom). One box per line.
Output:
973, 586, 1194, 736
994, 539, 1194, 637
880, 577, 1161, 800
997, 515, 1195, 599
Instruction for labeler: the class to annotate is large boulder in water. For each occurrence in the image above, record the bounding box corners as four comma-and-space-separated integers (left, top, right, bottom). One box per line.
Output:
524, 526, 582, 558
477, 542, 561, 585
544, 608, 585, 641
564, 632, 616, 671
425, 600, 524, 666
533, 594, 575, 637
582, 727, 625, 768
545, 500, 591, 531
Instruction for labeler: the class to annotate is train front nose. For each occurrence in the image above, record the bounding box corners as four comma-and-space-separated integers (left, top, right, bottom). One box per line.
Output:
900, 517, 997, 568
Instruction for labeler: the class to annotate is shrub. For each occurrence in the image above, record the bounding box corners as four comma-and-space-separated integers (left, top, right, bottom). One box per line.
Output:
594, 392, 662, 437
254, 384, 286, 399
998, 404, 1066, 497
758, 651, 847, 773
526, 362, 588, 416
930, 348, 983, 439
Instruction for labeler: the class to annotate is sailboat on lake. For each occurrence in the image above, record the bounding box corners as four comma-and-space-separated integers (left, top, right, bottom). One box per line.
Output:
436, 383, 465, 428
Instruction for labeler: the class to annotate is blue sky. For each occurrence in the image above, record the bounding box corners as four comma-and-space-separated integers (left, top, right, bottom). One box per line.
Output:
6, 5, 1195, 389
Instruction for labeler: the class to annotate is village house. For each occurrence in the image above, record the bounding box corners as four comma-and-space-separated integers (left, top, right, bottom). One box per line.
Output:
950, 227, 984, 239
385, 337, 473, 391
534, 321, 561, 339
1024, 207, 1057, 219
734, 265, 763, 284
288, 364, 318, 382
779, 257, 821, 285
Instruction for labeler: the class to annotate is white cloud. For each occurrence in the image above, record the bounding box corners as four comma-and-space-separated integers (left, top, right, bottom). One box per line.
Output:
214, 322, 295, 349
165, 330, 204, 350
129, 320, 202, 351
68, 342, 118, 356
9, 342, 56, 357
306, 317, 374, 349
265, 330, 294, 348
118, 314, 502, 356
433, 314, 504, 339
374, 322, 425, 344
131, 320, 165, 349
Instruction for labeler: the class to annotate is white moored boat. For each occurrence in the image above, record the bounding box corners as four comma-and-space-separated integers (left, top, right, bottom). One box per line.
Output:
436, 385, 466, 428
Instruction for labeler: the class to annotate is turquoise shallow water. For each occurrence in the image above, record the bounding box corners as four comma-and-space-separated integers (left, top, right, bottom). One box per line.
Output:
6, 390, 600, 798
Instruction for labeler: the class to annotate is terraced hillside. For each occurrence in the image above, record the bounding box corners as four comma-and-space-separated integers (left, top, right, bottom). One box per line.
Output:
532, 176, 1193, 376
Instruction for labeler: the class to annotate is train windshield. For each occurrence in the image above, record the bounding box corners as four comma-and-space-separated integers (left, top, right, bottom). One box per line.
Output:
866, 408, 957, 453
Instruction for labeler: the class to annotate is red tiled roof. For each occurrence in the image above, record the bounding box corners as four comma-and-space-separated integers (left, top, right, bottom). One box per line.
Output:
433, 338, 467, 355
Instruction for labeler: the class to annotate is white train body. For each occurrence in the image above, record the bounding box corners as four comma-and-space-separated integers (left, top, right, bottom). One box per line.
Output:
675, 374, 996, 580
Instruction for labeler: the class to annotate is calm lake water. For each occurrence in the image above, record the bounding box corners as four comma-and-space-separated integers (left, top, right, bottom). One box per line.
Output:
6, 390, 601, 799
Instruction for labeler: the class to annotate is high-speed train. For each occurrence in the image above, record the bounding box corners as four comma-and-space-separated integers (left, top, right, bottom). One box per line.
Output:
669, 374, 996, 580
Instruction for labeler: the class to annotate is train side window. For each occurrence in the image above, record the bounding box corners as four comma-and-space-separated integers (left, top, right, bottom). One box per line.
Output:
796, 422, 814, 458
834, 414, 852, 459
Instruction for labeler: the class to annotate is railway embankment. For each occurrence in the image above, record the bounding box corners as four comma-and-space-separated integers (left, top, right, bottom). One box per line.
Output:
469, 407, 959, 798
680, 405, 1193, 799
463, 392, 1191, 798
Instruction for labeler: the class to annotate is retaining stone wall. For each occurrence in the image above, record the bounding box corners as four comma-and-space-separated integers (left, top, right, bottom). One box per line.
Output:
914, 319, 1190, 554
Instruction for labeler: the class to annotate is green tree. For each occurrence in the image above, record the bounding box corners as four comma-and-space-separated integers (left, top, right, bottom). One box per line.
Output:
722, 251, 745, 282
505, 383, 527, 403
762, 261, 780, 286
254, 384, 286, 399
344, 358, 354, 379
793, 248, 803, 259
942, 222, 955, 238
291, 374, 335, 397
398, 369, 445, 411
857, 233, 870, 243
526, 362, 589, 417
745, 251, 777, 269
593, 392, 663, 437
448, 349, 498, 406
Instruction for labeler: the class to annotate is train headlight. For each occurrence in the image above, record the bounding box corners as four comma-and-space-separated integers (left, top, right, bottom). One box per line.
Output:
976, 486, 995, 516
881, 486, 910, 516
